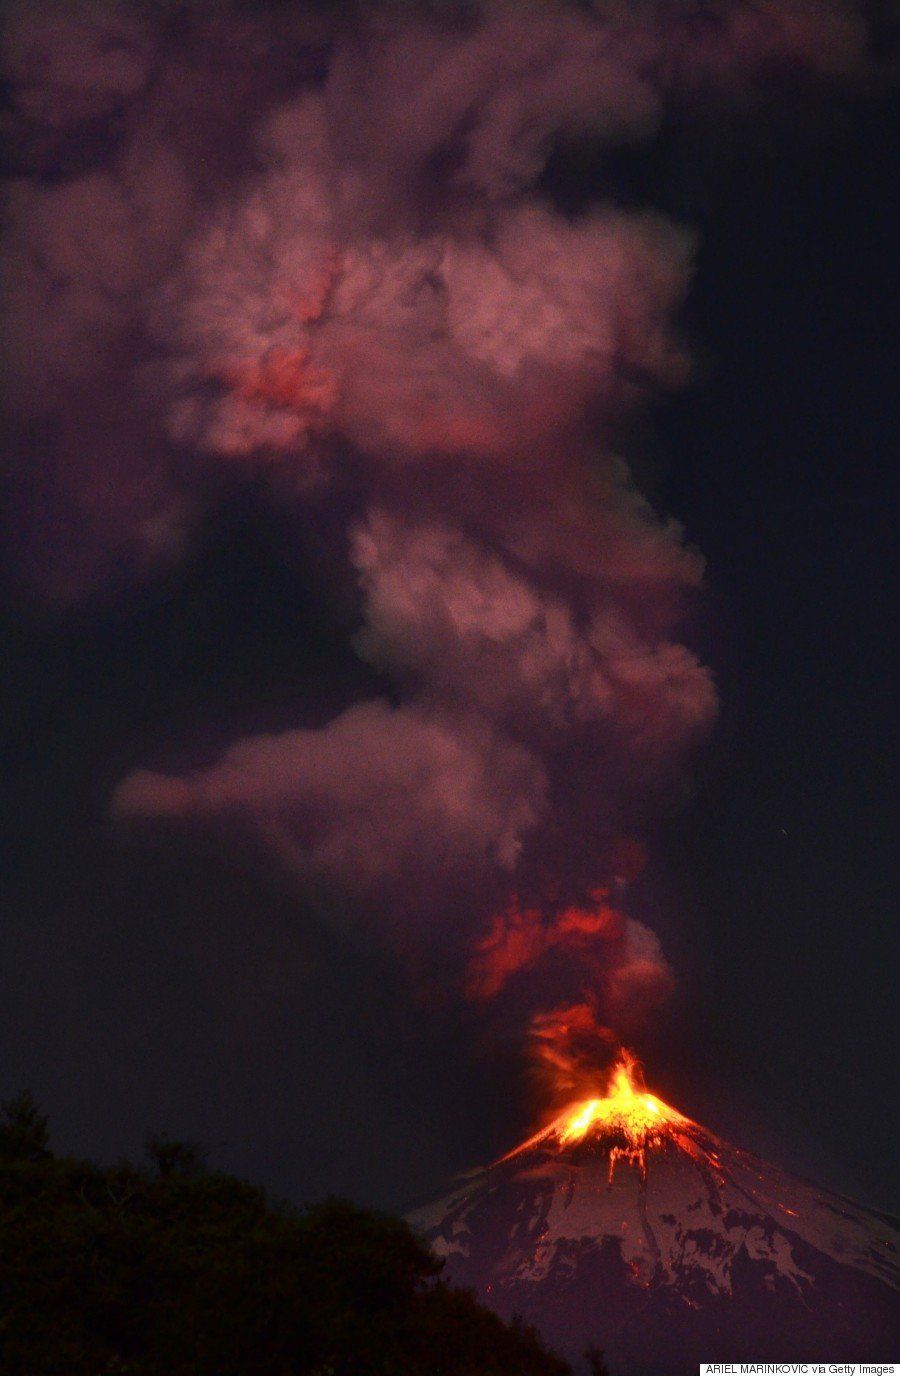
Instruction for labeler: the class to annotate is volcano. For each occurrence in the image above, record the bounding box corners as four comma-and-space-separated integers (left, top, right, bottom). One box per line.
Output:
408, 1058, 899, 1374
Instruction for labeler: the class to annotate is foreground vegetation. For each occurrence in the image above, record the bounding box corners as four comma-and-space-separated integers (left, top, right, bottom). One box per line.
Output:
0, 1093, 575, 1375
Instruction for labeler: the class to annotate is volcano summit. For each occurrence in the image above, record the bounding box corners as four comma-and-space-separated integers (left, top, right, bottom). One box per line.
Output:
408, 1059, 899, 1374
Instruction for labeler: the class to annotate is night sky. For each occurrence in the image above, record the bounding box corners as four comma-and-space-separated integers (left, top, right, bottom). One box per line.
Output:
2, 4, 897, 1217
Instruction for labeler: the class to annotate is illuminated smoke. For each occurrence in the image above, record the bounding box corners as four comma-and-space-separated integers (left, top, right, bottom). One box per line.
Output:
1, 1, 867, 1036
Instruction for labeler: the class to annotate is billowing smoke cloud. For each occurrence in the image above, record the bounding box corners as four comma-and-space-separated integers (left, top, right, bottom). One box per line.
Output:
1, 1, 867, 1062
114, 700, 546, 890
466, 893, 673, 1021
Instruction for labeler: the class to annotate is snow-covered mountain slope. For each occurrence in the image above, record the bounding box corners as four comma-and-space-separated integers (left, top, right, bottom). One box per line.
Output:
408, 1115, 899, 1374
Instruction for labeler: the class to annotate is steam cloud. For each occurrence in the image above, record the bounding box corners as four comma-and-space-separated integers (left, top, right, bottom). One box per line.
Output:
1, 1, 867, 1055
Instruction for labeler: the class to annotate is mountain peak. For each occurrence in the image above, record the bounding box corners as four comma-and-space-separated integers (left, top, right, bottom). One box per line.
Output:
408, 1071, 899, 1373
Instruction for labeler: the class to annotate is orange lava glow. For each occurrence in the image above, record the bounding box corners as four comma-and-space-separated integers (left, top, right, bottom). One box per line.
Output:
465, 892, 623, 1003
506, 1050, 688, 1182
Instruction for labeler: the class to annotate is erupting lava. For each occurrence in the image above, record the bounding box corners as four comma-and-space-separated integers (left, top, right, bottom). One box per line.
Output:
409, 1044, 900, 1372
505, 1051, 688, 1182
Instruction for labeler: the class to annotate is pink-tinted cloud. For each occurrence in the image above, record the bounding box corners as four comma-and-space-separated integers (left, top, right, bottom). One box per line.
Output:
351, 510, 717, 753
160, 177, 695, 466
1, 0, 869, 1041
323, 0, 865, 202
2, 2, 154, 127
113, 700, 547, 892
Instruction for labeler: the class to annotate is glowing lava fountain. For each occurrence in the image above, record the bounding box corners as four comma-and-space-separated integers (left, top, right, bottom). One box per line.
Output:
503, 1052, 687, 1182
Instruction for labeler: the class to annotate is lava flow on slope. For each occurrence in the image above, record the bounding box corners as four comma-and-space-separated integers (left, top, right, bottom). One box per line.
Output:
409, 1053, 900, 1374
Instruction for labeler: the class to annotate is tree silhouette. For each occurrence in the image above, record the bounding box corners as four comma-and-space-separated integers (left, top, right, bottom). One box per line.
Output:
145, 1130, 207, 1178
0, 1099, 573, 1375
0, 1091, 50, 1163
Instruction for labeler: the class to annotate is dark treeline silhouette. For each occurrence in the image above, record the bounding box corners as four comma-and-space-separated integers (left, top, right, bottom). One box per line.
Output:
0, 1093, 576, 1375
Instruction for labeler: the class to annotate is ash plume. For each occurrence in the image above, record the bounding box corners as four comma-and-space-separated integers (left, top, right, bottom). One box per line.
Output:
1, 1, 868, 1048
